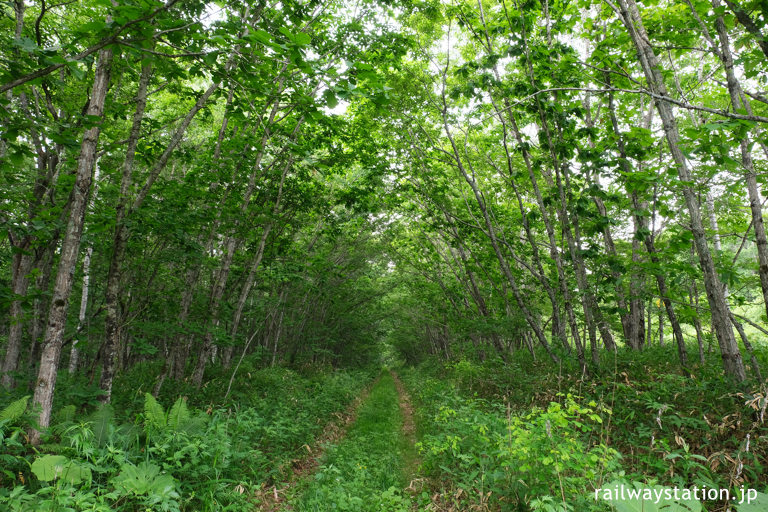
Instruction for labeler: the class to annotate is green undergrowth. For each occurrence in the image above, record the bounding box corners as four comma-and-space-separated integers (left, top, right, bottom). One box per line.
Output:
401, 346, 768, 511
0, 363, 373, 511
287, 371, 413, 512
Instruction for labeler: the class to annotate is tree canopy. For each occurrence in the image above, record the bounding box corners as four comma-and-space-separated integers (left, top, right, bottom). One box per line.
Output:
1, 0, 768, 443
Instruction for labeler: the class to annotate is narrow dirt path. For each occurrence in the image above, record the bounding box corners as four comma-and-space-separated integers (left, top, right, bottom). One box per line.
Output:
280, 372, 414, 511
391, 371, 424, 497
253, 375, 378, 511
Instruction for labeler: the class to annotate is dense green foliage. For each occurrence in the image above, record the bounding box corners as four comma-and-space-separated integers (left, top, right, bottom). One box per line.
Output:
0, 363, 370, 510
402, 350, 768, 510
3, 0, 768, 509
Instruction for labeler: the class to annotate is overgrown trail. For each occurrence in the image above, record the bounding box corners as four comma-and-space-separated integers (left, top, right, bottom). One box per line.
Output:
282, 371, 415, 511
255, 377, 377, 511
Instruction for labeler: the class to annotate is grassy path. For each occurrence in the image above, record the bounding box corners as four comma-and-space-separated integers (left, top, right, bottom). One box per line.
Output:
283, 371, 414, 511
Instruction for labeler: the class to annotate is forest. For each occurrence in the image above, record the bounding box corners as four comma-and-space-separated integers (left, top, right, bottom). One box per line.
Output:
2, 0, 768, 510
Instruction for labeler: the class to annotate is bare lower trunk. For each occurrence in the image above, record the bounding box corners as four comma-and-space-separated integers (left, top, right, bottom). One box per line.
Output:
730, 314, 763, 381
228, 225, 271, 351
689, 281, 705, 365
69, 246, 93, 374
629, 205, 645, 350
658, 309, 664, 346
26, 240, 58, 384
270, 309, 284, 367
1, 252, 33, 388
647, 294, 653, 345
170, 262, 204, 381
30, 46, 113, 443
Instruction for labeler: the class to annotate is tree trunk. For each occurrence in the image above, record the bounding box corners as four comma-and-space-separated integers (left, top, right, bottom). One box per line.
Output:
721, 0, 768, 61
1, 5, 53, 386
629, 196, 646, 350
438, 98, 560, 366
730, 314, 763, 381
477, 21, 582, 363
99, 61, 152, 402
483, 83, 568, 356
30, 45, 113, 443
191, 112, 301, 386
606, 77, 688, 367
226, 157, 291, 366
689, 277, 706, 365
69, 246, 93, 374
27, 243, 56, 379
1, 252, 33, 388
503, 112, 586, 371
658, 308, 664, 346
517, 20, 614, 359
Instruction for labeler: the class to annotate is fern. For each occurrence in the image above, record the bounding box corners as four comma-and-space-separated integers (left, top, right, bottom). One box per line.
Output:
180, 413, 208, 436
167, 397, 190, 432
0, 395, 29, 425
55, 404, 76, 424
114, 423, 141, 450
144, 393, 166, 429
51, 405, 78, 436
88, 404, 114, 448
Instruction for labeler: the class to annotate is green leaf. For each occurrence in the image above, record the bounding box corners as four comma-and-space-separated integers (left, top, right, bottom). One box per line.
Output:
167, 397, 190, 431
250, 29, 272, 45
14, 37, 37, 53
113, 462, 178, 500
323, 89, 338, 108
0, 395, 29, 424
736, 491, 768, 512
294, 32, 311, 45
78, 21, 107, 34
144, 392, 166, 429
32, 455, 68, 482
67, 61, 86, 80
54, 404, 76, 425
31, 454, 91, 484
88, 404, 114, 447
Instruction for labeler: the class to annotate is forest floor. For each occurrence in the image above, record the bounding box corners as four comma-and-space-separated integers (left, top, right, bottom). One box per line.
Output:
273, 371, 418, 511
